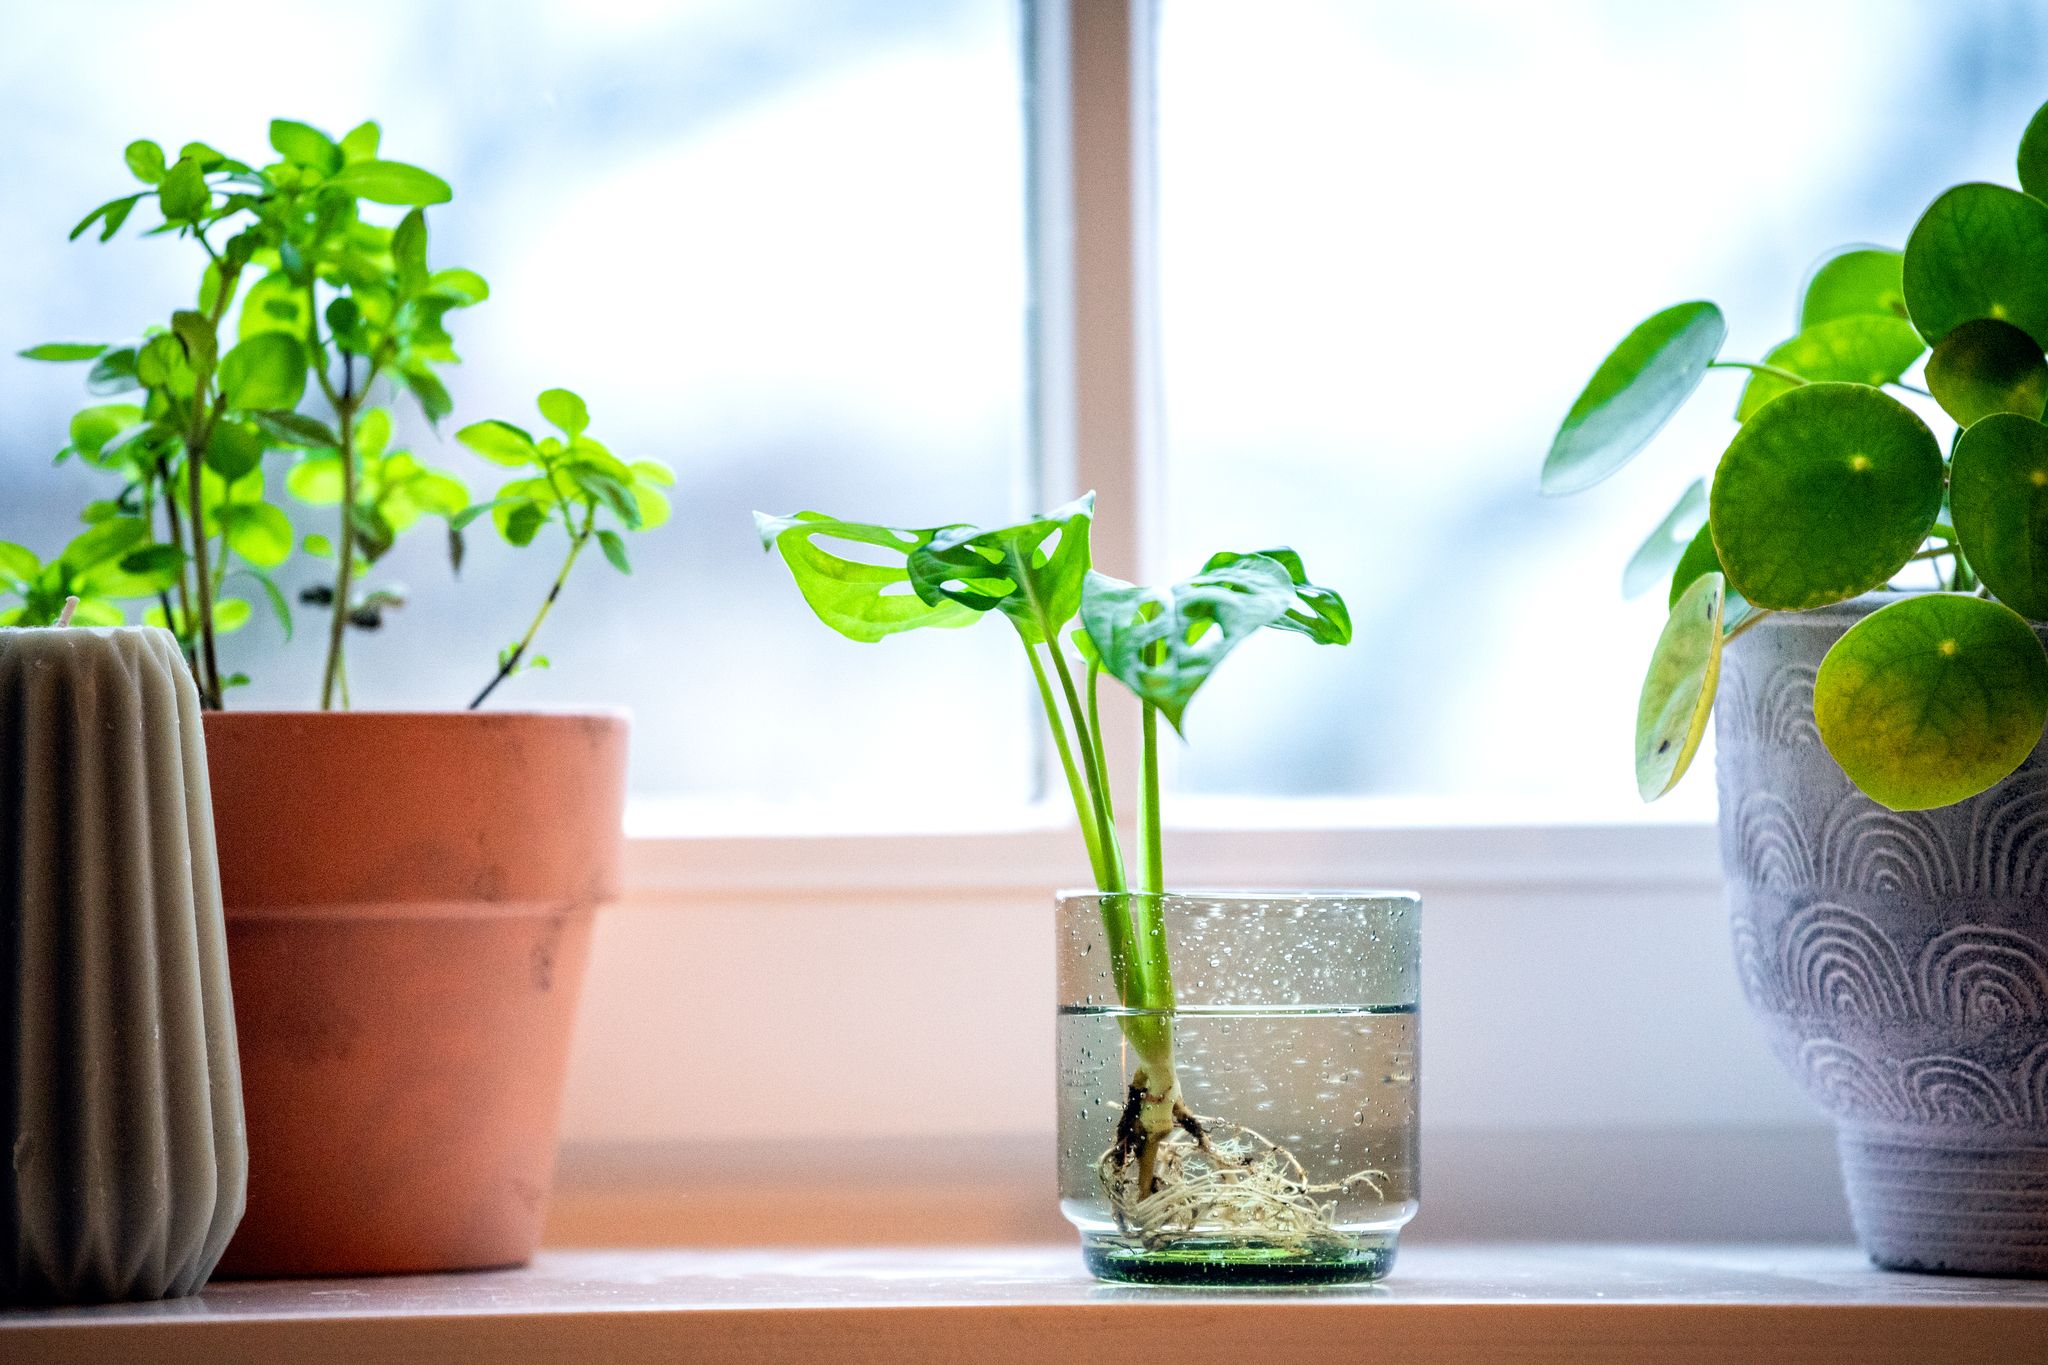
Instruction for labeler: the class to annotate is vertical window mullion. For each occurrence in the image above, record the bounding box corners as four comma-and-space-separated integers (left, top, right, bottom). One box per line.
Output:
1028, 0, 1161, 817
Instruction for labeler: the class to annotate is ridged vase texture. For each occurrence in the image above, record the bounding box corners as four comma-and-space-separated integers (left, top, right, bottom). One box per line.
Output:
1, 626, 245, 1304
1717, 602, 2048, 1276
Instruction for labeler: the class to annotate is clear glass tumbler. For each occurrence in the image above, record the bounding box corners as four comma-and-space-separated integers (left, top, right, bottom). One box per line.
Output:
1057, 890, 1420, 1286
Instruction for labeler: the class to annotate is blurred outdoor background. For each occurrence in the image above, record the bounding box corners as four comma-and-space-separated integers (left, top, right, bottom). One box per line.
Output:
3, 0, 2045, 822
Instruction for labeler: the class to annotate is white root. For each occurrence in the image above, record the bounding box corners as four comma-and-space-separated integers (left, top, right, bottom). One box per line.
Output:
1098, 1116, 1386, 1251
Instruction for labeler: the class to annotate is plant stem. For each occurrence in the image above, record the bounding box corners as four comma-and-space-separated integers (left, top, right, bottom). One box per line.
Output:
1084, 659, 1115, 823
1048, 639, 1124, 891
153, 451, 198, 669
469, 504, 595, 709
318, 348, 360, 711
1138, 700, 1163, 896
1708, 359, 1809, 387
1722, 608, 1774, 645
1026, 640, 1110, 888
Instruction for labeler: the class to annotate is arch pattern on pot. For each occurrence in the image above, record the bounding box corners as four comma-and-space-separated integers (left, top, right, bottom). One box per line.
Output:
1717, 660, 1820, 749
1733, 905, 2048, 1025
1793, 1037, 2048, 1127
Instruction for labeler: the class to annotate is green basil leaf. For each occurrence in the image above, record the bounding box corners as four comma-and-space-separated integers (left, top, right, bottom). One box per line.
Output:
157, 157, 209, 222
253, 410, 342, 450
457, 419, 540, 467
218, 332, 308, 411
597, 528, 631, 574
539, 387, 590, 437
324, 159, 452, 206
123, 139, 166, 184
19, 342, 107, 362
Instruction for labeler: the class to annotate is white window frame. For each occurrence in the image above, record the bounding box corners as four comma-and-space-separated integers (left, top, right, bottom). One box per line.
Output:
620, 0, 1719, 895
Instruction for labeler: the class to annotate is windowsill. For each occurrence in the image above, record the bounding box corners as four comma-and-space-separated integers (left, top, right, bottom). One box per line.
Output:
617, 802, 1724, 902
9, 1245, 2043, 1364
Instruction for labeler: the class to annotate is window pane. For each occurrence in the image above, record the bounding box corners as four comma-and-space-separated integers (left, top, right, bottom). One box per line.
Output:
1155, 0, 2048, 812
0, 0, 1033, 821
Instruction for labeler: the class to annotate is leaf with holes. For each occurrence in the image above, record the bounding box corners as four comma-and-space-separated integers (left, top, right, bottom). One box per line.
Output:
756, 512, 978, 642
906, 494, 1096, 643
1080, 556, 1297, 733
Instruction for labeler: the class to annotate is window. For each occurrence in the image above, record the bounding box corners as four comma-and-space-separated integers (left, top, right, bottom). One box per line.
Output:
1154, 0, 2048, 813
9, 1, 2046, 832
0, 0, 1033, 821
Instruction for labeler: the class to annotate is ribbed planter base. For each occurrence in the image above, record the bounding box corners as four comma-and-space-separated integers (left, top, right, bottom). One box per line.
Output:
1840, 1126, 2048, 1276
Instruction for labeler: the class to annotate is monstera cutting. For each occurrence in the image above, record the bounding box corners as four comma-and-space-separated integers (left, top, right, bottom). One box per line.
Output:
756, 495, 1419, 1284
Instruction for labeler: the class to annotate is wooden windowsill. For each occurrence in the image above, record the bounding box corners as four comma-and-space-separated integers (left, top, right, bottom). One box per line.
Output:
5, 1244, 2045, 1364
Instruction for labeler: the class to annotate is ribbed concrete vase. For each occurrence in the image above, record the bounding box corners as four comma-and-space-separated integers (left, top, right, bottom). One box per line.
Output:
0, 626, 246, 1304
1718, 601, 2048, 1276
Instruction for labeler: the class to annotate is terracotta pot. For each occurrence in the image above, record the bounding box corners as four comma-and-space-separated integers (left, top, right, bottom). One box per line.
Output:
200, 711, 626, 1277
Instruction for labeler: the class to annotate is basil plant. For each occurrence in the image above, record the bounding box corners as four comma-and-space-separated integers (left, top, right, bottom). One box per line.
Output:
1544, 98, 2048, 813
8, 120, 669, 709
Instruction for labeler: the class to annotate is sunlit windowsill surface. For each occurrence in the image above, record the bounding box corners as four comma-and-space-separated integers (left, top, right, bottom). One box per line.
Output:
6, 1245, 2043, 1365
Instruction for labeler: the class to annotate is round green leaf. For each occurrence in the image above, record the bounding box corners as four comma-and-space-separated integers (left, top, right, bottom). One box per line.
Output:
212, 596, 253, 635
1636, 571, 1725, 801
1799, 248, 1907, 329
1622, 479, 1706, 599
1951, 412, 2048, 619
205, 421, 265, 480
1734, 315, 1925, 421
2019, 98, 2048, 201
457, 420, 539, 467
124, 139, 166, 185
1543, 302, 1724, 495
1709, 383, 1942, 610
1925, 317, 2048, 426
219, 333, 308, 411
286, 456, 345, 505
538, 388, 589, 438
220, 503, 294, 568
1816, 594, 2048, 810
1903, 183, 2048, 349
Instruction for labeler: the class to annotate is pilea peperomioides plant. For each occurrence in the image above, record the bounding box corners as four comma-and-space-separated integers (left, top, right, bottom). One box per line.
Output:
757, 493, 1356, 1240
1544, 98, 2048, 813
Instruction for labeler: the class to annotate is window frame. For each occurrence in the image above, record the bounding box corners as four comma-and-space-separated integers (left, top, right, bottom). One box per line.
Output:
617, 0, 1719, 888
